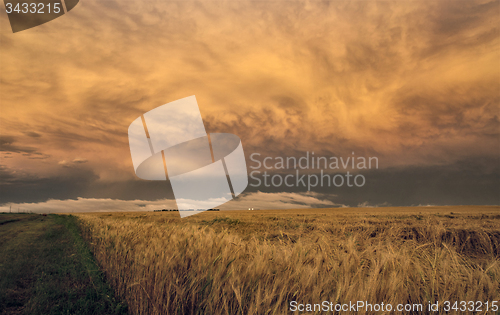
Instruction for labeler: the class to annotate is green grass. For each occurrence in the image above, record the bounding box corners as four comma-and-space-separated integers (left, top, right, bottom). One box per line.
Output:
0, 213, 127, 315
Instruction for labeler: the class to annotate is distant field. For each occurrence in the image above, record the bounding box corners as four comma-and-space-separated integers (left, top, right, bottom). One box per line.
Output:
76, 206, 500, 315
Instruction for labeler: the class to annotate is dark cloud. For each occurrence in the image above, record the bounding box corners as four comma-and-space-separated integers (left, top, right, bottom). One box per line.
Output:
1, 156, 498, 207
24, 131, 41, 138
0, 135, 38, 154
244, 156, 500, 207
0, 164, 175, 204
72, 158, 88, 164
0, 165, 16, 183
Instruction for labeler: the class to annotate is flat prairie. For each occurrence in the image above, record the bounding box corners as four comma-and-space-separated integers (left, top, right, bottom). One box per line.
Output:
76, 206, 500, 315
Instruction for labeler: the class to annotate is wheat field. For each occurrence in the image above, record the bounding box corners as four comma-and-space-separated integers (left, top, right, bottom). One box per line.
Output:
76, 206, 500, 314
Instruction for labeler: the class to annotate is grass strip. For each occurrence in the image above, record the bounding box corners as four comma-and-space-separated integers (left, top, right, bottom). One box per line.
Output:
0, 213, 128, 315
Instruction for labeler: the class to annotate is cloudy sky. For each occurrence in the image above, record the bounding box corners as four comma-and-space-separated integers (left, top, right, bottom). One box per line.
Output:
0, 0, 498, 212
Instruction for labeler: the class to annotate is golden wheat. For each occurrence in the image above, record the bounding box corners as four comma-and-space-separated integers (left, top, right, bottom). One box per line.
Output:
76, 206, 500, 315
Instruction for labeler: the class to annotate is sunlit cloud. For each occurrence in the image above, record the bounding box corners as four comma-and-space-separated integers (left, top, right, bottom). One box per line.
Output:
0, 0, 498, 207
0, 191, 340, 213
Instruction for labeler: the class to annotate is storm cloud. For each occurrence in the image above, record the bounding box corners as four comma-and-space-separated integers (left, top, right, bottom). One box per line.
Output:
0, 0, 498, 209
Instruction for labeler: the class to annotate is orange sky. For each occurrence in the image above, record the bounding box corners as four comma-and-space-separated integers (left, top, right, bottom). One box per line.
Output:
0, 0, 499, 208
